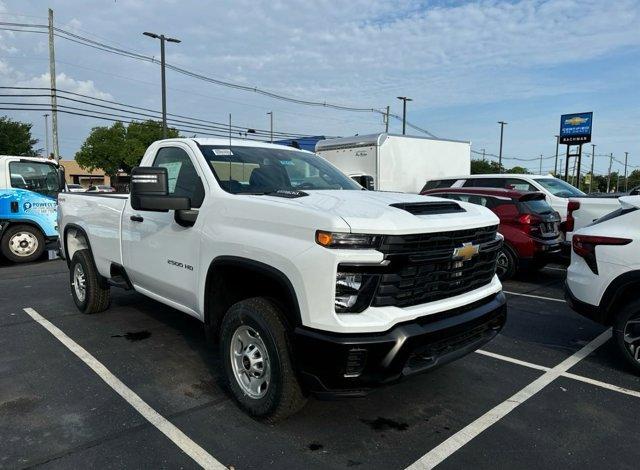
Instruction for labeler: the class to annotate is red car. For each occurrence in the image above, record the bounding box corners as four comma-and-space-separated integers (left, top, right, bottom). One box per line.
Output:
421, 187, 562, 280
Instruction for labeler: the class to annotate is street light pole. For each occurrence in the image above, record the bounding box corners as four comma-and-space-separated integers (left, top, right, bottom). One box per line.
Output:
589, 144, 595, 194
553, 135, 559, 176
267, 111, 273, 143
396, 96, 412, 135
624, 151, 629, 192
498, 121, 507, 171
143, 31, 181, 139
43, 113, 50, 159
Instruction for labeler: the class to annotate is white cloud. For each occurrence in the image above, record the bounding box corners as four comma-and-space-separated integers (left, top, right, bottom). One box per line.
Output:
16, 72, 113, 100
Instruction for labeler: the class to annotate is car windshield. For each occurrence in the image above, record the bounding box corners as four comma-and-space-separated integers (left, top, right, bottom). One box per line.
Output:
520, 197, 554, 215
200, 145, 361, 194
9, 161, 60, 197
533, 178, 585, 198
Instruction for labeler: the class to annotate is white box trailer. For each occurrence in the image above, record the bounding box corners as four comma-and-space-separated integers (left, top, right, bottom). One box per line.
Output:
315, 133, 470, 193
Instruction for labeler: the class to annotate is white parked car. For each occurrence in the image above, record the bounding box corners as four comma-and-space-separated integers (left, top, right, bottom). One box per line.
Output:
423, 174, 621, 241
58, 138, 507, 420
66, 184, 85, 193
565, 196, 640, 372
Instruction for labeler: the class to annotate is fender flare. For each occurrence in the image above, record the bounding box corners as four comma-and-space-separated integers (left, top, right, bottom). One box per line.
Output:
204, 255, 303, 330
600, 270, 640, 323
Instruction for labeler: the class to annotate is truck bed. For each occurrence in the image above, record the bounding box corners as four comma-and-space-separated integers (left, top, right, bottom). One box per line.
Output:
58, 192, 128, 275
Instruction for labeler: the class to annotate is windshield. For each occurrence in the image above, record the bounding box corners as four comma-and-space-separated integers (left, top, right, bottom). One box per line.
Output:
533, 178, 585, 198
200, 145, 361, 194
520, 198, 554, 215
9, 161, 60, 198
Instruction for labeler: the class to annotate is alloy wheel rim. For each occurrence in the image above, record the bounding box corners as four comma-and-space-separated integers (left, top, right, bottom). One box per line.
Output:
496, 250, 509, 277
8, 231, 38, 257
623, 316, 640, 363
230, 325, 270, 399
72, 263, 87, 303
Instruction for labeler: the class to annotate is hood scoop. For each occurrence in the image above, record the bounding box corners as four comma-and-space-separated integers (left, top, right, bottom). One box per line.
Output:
390, 201, 465, 215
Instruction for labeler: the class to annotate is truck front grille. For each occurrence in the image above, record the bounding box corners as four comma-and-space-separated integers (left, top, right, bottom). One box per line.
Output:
372, 226, 500, 308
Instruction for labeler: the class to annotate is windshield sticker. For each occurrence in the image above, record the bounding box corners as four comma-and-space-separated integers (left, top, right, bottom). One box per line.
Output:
213, 149, 234, 156
279, 160, 295, 166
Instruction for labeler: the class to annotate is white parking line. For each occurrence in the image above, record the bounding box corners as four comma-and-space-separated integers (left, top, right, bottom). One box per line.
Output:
23, 308, 226, 470
407, 329, 611, 470
504, 290, 565, 303
476, 349, 640, 399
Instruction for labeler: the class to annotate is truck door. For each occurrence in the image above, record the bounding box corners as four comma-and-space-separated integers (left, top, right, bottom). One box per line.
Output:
121, 145, 206, 314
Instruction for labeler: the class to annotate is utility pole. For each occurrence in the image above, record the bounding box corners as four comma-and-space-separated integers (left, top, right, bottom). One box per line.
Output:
396, 96, 412, 135
266, 111, 273, 143
481, 149, 486, 161
553, 135, 559, 176
497, 121, 507, 171
624, 151, 629, 192
43, 113, 50, 159
539, 154, 543, 174
48, 9, 60, 162
384, 105, 390, 133
606, 153, 613, 193
589, 144, 595, 194
143, 31, 181, 138
559, 158, 563, 178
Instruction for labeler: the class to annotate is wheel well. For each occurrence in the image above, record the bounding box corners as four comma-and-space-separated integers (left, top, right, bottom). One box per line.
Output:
64, 225, 90, 267
204, 257, 301, 340
602, 271, 640, 325
1, 220, 45, 239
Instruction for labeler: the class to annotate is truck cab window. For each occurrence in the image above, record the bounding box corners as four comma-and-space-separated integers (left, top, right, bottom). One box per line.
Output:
9, 161, 60, 198
200, 146, 360, 194
153, 147, 205, 208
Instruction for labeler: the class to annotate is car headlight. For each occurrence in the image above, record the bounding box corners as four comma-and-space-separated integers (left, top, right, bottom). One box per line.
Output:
335, 270, 379, 313
316, 231, 379, 249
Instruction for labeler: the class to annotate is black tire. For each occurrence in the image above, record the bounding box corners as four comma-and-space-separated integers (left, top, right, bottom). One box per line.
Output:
69, 249, 110, 314
1, 224, 45, 263
496, 244, 517, 281
220, 297, 306, 422
613, 299, 640, 374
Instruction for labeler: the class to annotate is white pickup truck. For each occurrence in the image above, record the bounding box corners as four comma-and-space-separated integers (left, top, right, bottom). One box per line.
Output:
58, 138, 507, 421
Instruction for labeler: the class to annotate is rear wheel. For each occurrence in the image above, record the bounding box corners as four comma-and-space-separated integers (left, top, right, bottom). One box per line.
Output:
1, 224, 45, 263
220, 297, 306, 422
69, 249, 110, 314
613, 299, 640, 374
496, 245, 517, 281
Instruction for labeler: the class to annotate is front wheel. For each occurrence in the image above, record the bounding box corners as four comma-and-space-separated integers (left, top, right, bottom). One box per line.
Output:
613, 299, 640, 374
1, 224, 45, 263
220, 297, 306, 422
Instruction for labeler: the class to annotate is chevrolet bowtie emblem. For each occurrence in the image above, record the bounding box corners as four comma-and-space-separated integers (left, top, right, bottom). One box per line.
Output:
453, 242, 479, 261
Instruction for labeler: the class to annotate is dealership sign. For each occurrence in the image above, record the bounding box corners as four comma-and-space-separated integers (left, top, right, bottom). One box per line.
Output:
559, 112, 593, 144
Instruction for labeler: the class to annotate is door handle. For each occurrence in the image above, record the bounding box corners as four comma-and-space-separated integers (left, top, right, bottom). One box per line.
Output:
130, 215, 144, 222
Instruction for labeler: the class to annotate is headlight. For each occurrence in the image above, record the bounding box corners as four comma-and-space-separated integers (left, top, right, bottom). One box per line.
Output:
316, 231, 379, 249
335, 270, 379, 313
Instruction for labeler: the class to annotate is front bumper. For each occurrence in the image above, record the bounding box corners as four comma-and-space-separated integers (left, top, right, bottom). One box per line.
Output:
564, 281, 605, 324
293, 292, 507, 397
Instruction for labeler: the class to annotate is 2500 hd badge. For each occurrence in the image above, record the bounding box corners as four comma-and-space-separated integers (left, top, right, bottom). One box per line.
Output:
167, 259, 194, 271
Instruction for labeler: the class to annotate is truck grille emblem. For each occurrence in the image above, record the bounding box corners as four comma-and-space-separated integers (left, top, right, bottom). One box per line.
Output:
452, 242, 480, 262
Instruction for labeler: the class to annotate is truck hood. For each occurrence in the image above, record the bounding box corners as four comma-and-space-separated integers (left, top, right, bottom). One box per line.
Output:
257, 190, 499, 234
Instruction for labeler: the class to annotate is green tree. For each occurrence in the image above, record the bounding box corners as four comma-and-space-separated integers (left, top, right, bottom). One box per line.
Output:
626, 169, 640, 191
471, 159, 504, 174
506, 166, 529, 174
0, 116, 41, 156
75, 120, 179, 177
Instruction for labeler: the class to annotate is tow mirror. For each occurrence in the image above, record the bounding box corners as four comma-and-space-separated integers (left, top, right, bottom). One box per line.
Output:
130, 166, 190, 212
57, 166, 66, 192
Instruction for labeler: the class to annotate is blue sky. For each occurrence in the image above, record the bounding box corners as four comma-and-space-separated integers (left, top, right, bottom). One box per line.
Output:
0, 0, 638, 175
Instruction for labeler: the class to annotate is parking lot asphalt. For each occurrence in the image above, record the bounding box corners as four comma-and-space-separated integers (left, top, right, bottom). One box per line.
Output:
2, 259, 640, 469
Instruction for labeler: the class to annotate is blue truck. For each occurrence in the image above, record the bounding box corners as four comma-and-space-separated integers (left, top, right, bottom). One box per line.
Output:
0, 155, 65, 263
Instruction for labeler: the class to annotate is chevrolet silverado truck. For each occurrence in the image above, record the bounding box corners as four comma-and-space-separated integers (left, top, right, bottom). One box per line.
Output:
58, 138, 507, 421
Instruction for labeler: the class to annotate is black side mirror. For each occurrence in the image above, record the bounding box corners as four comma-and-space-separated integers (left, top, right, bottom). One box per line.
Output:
130, 166, 190, 212
58, 166, 66, 192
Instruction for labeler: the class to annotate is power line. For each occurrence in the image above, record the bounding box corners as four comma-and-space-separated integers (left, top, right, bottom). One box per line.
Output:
1, 20, 441, 137
0, 86, 324, 139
